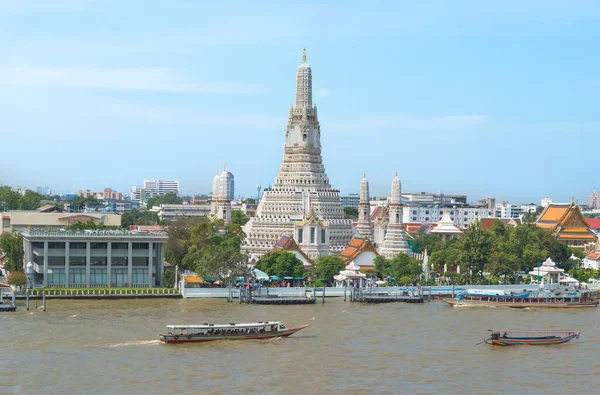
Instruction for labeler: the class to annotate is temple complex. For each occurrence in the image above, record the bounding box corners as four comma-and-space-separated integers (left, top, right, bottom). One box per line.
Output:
535, 201, 597, 248
377, 173, 411, 258
355, 172, 374, 240
242, 50, 354, 261
210, 167, 231, 223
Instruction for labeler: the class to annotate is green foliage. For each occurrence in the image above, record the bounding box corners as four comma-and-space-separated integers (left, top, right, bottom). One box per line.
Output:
343, 207, 359, 219
230, 210, 249, 226
411, 231, 443, 254
120, 209, 160, 229
373, 255, 391, 277
390, 253, 423, 279
0, 186, 45, 211
568, 268, 599, 282
255, 250, 305, 278
425, 220, 578, 282
315, 255, 345, 281
161, 268, 176, 287
193, 245, 250, 284
397, 276, 412, 285
66, 220, 118, 231
69, 195, 102, 212
147, 192, 183, 209
312, 280, 325, 287
0, 232, 24, 272
7, 271, 26, 286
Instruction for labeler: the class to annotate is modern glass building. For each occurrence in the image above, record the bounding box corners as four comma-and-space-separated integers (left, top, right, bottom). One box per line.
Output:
21, 230, 168, 288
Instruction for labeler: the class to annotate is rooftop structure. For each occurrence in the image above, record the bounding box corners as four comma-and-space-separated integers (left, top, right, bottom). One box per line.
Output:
0, 211, 121, 233
536, 201, 597, 248
270, 235, 313, 267
339, 237, 378, 270
152, 203, 211, 221
473, 217, 521, 231
430, 210, 463, 237
78, 188, 123, 200
242, 49, 354, 260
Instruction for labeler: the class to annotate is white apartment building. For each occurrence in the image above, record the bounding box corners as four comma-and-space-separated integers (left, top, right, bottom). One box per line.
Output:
131, 180, 180, 204
150, 204, 211, 221
402, 205, 493, 228
495, 202, 537, 219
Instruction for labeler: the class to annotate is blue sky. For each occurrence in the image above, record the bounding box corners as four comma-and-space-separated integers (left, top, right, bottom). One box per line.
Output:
0, 0, 598, 204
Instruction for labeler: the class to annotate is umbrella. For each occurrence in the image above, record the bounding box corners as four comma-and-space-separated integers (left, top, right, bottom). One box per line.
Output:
283, 276, 294, 280
269, 276, 281, 281
376, 280, 386, 285
252, 268, 269, 281
293, 276, 305, 280
316, 278, 327, 282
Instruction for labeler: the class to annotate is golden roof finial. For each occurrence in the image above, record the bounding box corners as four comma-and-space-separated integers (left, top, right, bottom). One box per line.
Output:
224, 164, 227, 172
363, 170, 366, 178
302, 48, 307, 63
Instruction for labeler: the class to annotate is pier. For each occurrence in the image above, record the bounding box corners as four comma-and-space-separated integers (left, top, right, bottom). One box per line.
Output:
350, 287, 424, 304
238, 287, 325, 305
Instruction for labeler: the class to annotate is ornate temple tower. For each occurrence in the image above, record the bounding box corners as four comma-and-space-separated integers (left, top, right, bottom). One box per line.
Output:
242, 49, 354, 260
378, 172, 410, 258
356, 172, 374, 240
210, 167, 231, 223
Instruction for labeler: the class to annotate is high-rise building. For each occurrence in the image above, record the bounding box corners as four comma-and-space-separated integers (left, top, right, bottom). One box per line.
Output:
226, 172, 235, 201
132, 180, 180, 203
242, 49, 354, 260
36, 186, 50, 196
589, 190, 600, 210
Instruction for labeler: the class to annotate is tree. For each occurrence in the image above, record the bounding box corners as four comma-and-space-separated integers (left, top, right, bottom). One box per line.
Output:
458, 221, 491, 275
18, 190, 45, 210
161, 268, 176, 288
411, 231, 443, 254
343, 207, 359, 219
255, 250, 305, 278
69, 195, 102, 212
120, 209, 160, 229
231, 210, 249, 226
315, 255, 345, 281
147, 192, 183, 209
194, 245, 251, 284
390, 253, 422, 279
0, 232, 24, 272
0, 186, 21, 210
7, 271, 26, 287
373, 255, 391, 278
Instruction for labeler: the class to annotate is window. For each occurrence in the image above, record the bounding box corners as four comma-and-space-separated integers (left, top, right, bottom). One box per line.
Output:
310, 228, 315, 243
321, 229, 326, 244
298, 229, 303, 243
303, 134, 307, 141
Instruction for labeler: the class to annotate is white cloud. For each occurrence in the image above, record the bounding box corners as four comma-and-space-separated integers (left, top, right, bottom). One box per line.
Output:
0, 67, 262, 94
318, 88, 330, 97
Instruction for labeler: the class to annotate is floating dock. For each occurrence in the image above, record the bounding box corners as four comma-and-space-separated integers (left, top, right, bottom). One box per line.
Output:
247, 296, 316, 305
238, 288, 325, 305
0, 303, 17, 312
351, 290, 424, 304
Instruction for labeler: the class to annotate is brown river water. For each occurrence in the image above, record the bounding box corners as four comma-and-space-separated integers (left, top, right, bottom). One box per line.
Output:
2, 298, 600, 394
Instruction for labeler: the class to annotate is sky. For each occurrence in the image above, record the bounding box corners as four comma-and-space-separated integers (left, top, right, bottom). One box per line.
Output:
0, 0, 599, 204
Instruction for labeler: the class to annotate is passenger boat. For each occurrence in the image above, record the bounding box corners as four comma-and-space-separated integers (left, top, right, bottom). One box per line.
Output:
442, 285, 598, 308
159, 321, 309, 344
485, 330, 580, 346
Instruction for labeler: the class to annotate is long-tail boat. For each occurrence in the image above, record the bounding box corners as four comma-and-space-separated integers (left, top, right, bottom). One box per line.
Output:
159, 321, 309, 344
485, 330, 580, 346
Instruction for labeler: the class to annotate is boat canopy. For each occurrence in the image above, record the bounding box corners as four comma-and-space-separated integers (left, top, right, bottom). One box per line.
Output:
167, 321, 281, 330
487, 329, 577, 333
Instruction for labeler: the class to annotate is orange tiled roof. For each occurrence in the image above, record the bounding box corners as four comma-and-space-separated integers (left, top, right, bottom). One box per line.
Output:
536, 202, 598, 244
339, 237, 377, 264
538, 205, 570, 222
272, 235, 314, 265
586, 252, 600, 260
556, 234, 596, 239
184, 275, 205, 283
585, 218, 600, 229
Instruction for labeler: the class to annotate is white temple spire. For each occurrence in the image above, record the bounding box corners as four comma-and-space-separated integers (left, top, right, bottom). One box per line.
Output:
379, 172, 410, 258
356, 172, 374, 240
295, 48, 312, 109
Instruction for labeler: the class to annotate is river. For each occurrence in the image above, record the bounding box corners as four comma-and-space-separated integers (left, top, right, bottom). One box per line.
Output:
2, 298, 599, 394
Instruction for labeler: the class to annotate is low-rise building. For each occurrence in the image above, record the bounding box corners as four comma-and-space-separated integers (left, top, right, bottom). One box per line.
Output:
78, 188, 123, 200
22, 229, 168, 288
151, 204, 211, 221
341, 194, 360, 209
1, 211, 121, 233
402, 205, 492, 228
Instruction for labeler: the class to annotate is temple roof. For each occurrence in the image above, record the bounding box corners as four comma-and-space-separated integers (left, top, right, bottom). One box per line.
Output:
430, 210, 463, 235
272, 234, 314, 265
536, 202, 597, 242
474, 217, 521, 231
585, 218, 600, 230
339, 236, 377, 264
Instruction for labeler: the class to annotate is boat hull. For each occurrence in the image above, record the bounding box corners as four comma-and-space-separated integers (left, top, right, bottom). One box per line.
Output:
485, 333, 579, 346
442, 298, 598, 308
159, 325, 309, 344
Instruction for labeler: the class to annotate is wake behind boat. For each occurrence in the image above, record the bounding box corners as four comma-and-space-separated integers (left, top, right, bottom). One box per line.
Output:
159, 321, 308, 344
485, 329, 580, 346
